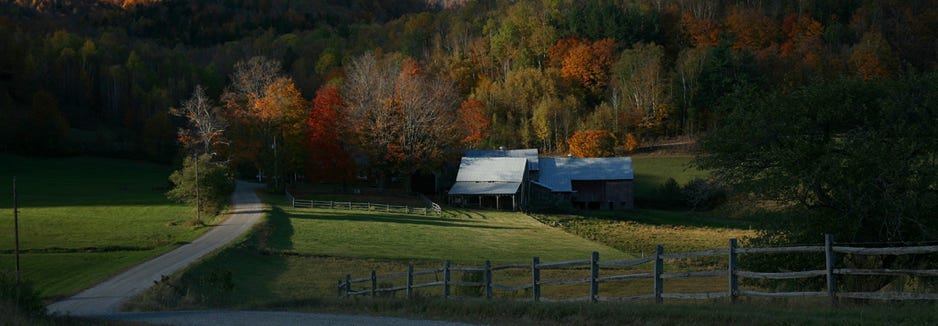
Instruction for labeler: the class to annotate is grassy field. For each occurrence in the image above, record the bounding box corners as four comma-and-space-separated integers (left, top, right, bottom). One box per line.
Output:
0, 155, 211, 298
630, 154, 709, 201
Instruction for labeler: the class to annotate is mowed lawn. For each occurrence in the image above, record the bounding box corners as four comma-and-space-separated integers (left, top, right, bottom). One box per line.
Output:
264, 196, 630, 263
0, 155, 207, 298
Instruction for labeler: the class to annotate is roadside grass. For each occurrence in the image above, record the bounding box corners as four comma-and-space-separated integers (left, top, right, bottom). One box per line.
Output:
0, 155, 212, 298
264, 297, 938, 325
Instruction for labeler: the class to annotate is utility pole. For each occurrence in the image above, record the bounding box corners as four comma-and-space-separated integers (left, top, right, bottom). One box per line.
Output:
13, 177, 20, 284
194, 154, 201, 224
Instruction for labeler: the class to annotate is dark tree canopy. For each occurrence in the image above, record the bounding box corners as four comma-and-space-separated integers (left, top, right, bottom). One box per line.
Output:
697, 73, 938, 244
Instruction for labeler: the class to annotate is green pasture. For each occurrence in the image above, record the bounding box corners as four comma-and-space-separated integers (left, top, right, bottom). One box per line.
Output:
260, 196, 629, 263
0, 155, 207, 298
630, 154, 709, 201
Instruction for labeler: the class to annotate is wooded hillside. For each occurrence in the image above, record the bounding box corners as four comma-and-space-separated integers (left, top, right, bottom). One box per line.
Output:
2, 0, 935, 167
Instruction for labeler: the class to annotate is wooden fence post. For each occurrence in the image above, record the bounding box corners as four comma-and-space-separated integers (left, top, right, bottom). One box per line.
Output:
407, 265, 414, 299
485, 260, 493, 300
654, 245, 664, 304
825, 234, 837, 306
532, 256, 540, 302
371, 270, 377, 297
331, 201, 335, 209
345, 274, 351, 297
590, 251, 599, 303
443, 260, 451, 298
728, 238, 738, 304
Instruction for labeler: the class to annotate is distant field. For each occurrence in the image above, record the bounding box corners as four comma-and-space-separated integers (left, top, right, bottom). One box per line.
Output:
630, 154, 709, 201
0, 155, 209, 298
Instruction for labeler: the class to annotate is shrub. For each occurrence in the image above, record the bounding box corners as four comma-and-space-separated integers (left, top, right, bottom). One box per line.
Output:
0, 273, 46, 318
681, 178, 727, 211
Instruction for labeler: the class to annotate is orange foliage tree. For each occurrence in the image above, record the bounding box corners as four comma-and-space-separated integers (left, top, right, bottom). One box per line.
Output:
306, 84, 354, 183
681, 12, 721, 48
456, 98, 490, 149
849, 31, 898, 80
567, 130, 616, 158
780, 14, 825, 66
725, 7, 780, 52
560, 38, 616, 92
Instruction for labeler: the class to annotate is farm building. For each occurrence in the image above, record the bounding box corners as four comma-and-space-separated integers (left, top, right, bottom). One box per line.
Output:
449, 148, 634, 211
447, 157, 529, 210
533, 157, 634, 210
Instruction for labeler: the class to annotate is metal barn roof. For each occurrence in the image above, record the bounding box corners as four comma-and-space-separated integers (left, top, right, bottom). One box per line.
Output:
449, 157, 527, 195
537, 157, 634, 192
455, 157, 527, 182
464, 148, 540, 170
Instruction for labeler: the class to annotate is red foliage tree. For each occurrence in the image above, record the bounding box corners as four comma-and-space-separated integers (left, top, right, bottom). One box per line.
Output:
306, 84, 354, 183
457, 98, 490, 148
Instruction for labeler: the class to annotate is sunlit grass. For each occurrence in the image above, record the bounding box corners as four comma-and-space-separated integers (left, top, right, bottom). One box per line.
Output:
0, 154, 211, 298
261, 193, 629, 263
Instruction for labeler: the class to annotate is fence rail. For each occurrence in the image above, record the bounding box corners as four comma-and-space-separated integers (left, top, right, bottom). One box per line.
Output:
286, 189, 442, 216
338, 235, 938, 304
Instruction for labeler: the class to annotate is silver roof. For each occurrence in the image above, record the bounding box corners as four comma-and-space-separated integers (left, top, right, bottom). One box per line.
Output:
537, 157, 634, 192
455, 157, 527, 182
449, 181, 522, 195
464, 148, 539, 170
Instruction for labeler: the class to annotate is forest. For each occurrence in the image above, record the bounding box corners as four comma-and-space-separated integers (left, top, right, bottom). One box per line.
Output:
1, 0, 936, 185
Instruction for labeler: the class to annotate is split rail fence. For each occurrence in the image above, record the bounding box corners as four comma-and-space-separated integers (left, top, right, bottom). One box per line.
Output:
338, 235, 938, 303
286, 190, 442, 216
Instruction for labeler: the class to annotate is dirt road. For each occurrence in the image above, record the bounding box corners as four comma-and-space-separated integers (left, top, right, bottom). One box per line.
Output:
48, 181, 265, 315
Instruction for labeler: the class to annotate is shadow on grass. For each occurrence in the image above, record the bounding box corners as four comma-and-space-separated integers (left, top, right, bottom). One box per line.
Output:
265, 207, 295, 251
289, 210, 525, 230
127, 208, 295, 311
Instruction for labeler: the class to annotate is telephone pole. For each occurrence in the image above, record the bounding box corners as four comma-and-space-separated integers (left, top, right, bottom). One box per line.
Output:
13, 177, 20, 284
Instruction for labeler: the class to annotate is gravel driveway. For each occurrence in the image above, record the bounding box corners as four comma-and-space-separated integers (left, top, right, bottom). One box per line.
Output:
48, 181, 265, 315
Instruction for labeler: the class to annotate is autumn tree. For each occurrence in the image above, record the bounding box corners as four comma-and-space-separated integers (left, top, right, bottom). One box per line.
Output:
567, 130, 616, 158
344, 53, 459, 187
780, 14, 826, 81
724, 7, 780, 52
487, 1, 556, 69
848, 30, 898, 80
560, 38, 616, 93
306, 84, 354, 183
221, 56, 306, 190
681, 12, 722, 48
613, 42, 670, 133
456, 98, 490, 149
171, 85, 228, 155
